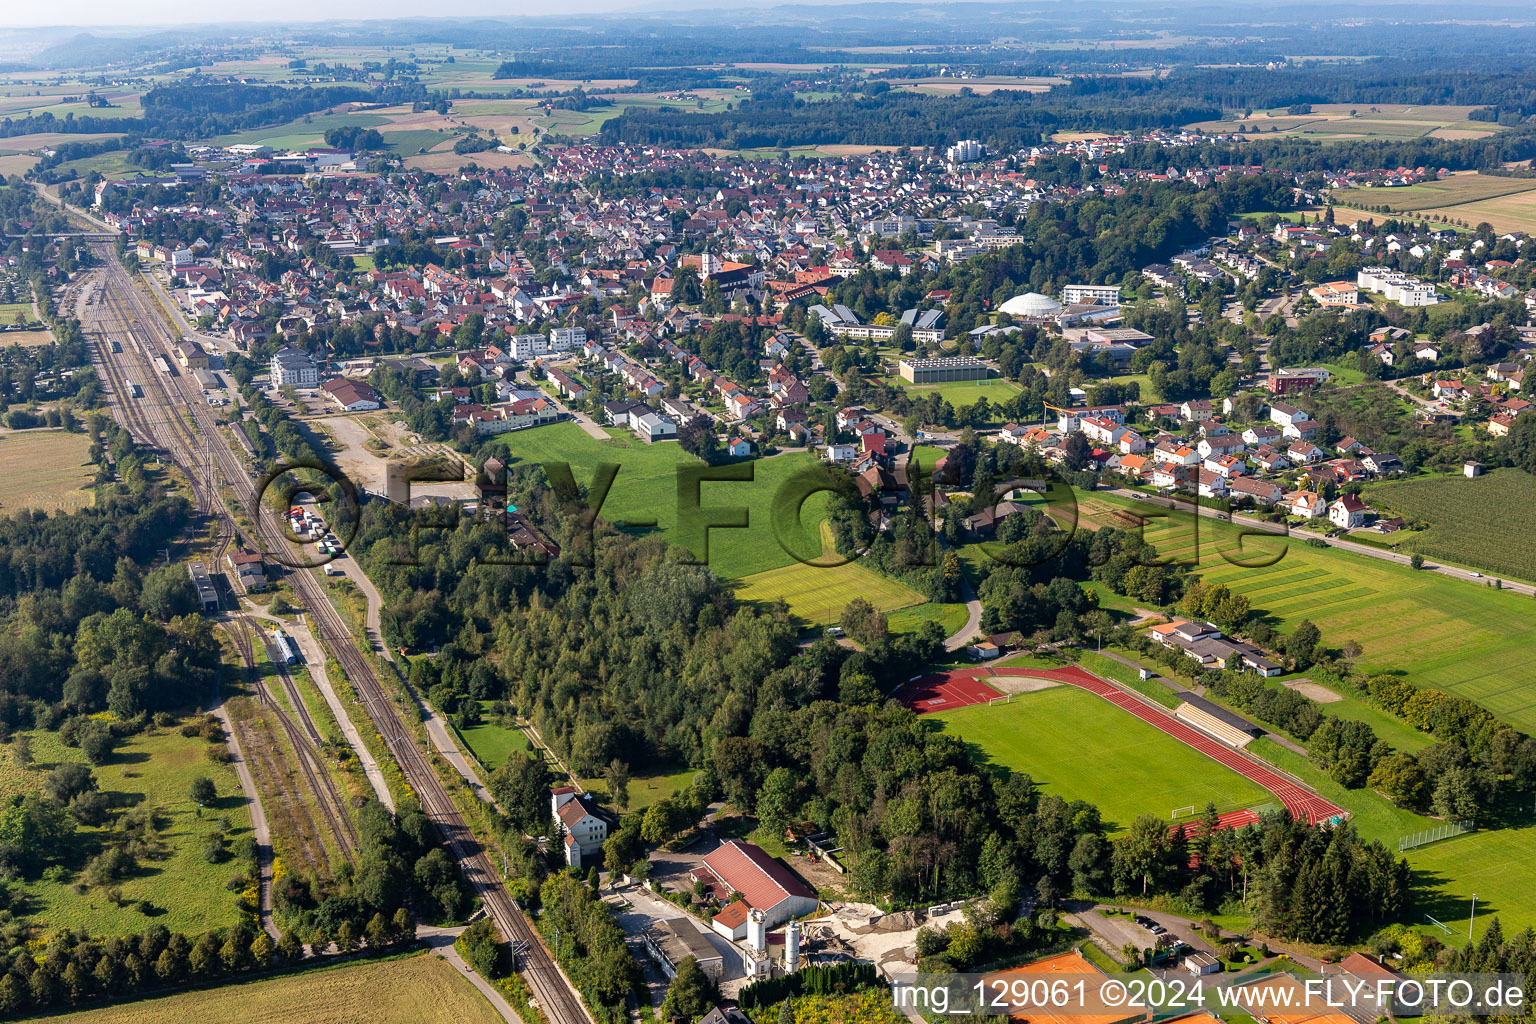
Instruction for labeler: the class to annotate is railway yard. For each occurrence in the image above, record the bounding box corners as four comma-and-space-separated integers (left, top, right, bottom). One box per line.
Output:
80, 243, 595, 1024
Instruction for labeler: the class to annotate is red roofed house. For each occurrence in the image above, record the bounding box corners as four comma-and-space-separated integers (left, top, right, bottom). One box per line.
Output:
321, 377, 383, 412
695, 840, 817, 937
551, 787, 611, 870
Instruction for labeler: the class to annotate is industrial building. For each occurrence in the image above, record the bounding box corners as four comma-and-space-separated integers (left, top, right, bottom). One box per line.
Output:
187, 561, 219, 613
643, 919, 725, 981
898, 356, 990, 384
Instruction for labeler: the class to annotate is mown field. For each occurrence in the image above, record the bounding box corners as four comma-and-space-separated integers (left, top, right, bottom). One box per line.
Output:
1085, 492, 1536, 733
1366, 469, 1536, 584
1331, 172, 1536, 212
1190, 106, 1508, 143
936, 685, 1272, 834
1246, 736, 1533, 944
455, 702, 532, 771
496, 422, 834, 579
0, 428, 97, 513
732, 556, 927, 631
40, 953, 505, 1024
886, 600, 971, 638
888, 376, 1024, 413
580, 768, 695, 812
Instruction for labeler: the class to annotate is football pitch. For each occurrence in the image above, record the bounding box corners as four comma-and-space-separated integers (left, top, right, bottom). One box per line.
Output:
936, 685, 1272, 834
497, 422, 834, 579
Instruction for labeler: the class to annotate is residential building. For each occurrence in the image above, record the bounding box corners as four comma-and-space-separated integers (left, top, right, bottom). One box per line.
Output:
270, 346, 319, 387
1062, 283, 1122, 306
551, 787, 611, 870
1329, 494, 1368, 529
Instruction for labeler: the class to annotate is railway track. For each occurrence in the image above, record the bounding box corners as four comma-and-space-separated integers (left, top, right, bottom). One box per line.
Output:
86, 248, 593, 1024
231, 617, 359, 860
88, 265, 358, 863
221, 619, 334, 877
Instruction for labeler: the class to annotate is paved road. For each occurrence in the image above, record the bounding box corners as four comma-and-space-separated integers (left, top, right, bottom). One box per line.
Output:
943, 575, 984, 652
332, 559, 498, 804
517, 369, 607, 439
1101, 487, 1536, 596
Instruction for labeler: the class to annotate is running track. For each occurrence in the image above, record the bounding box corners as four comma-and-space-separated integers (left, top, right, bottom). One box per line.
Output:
895, 665, 1346, 827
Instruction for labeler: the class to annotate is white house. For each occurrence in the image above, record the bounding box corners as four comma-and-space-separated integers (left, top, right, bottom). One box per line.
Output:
1329, 494, 1368, 529
551, 787, 609, 870
1290, 491, 1325, 518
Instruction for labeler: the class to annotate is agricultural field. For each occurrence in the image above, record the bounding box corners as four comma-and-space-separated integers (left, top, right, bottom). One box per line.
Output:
1331, 172, 1536, 212
40, 953, 507, 1024
0, 428, 96, 513
894, 75, 1063, 95
1083, 491, 1536, 732
731, 557, 927, 631
1366, 469, 1536, 584
0, 153, 39, 176
936, 685, 1272, 833
1189, 105, 1508, 142
3, 723, 254, 937
1405, 189, 1536, 234
495, 422, 834, 579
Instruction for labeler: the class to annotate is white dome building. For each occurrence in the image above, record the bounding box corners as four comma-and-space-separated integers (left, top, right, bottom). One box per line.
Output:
997, 291, 1063, 318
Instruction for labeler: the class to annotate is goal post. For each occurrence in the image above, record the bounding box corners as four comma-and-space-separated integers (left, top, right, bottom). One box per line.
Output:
988, 694, 1012, 706
1398, 820, 1474, 852
1171, 805, 1198, 820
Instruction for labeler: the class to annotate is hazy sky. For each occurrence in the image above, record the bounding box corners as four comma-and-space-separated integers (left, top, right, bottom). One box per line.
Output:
4, 2, 644, 30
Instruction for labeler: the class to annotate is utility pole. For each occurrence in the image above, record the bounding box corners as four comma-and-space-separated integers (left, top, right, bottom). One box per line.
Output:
1469, 893, 1478, 942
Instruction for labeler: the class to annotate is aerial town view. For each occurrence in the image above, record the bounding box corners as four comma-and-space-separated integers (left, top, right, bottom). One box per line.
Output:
3, 0, 1536, 1022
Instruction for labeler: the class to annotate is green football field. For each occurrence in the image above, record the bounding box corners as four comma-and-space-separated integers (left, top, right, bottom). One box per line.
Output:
497, 423, 835, 579
936, 685, 1272, 834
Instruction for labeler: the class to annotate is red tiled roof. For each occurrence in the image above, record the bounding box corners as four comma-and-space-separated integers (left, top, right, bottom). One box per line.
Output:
713, 899, 750, 930
701, 840, 815, 913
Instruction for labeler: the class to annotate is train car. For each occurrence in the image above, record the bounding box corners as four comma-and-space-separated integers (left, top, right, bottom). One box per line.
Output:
110, 340, 122, 353
125, 380, 143, 399
270, 628, 299, 666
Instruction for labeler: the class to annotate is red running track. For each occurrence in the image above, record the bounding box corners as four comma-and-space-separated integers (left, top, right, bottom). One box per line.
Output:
891, 671, 1003, 713
901, 664, 1346, 827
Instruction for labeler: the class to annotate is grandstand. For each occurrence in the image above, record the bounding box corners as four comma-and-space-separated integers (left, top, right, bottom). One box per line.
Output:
1175, 701, 1256, 748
